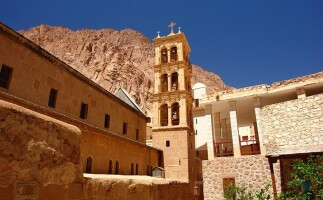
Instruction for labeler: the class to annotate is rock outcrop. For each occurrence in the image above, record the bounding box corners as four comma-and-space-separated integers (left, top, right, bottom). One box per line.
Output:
19, 25, 231, 115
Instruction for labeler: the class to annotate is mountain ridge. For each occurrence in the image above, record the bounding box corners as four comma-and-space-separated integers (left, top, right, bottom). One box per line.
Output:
19, 25, 231, 116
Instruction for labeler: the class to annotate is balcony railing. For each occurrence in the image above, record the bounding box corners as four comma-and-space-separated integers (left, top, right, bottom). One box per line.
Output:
160, 119, 168, 126
239, 139, 260, 155
171, 119, 179, 125
214, 140, 234, 157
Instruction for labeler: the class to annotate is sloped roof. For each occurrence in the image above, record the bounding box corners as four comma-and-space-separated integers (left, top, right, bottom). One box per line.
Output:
266, 145, 323, 158
115, 88, 146, 116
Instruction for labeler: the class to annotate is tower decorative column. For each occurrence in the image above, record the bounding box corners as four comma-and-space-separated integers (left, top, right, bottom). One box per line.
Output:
151, 24, 196, 187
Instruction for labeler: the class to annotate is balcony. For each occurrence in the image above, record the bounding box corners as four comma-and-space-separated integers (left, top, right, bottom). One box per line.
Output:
214, 140, 234, 157
239, 138, 260, 155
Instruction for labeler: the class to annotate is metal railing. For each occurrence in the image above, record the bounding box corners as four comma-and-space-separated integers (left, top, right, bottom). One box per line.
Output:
239, 139, 260, 155
160, 119, 168, 126
171, 119, 179, 125
214, 140, 234, 157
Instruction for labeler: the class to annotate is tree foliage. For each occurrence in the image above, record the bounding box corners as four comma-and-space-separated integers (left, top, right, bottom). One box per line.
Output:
281, 155, 323, 200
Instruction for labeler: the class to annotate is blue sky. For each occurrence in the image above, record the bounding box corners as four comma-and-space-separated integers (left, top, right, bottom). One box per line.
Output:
1, 0, 323, 88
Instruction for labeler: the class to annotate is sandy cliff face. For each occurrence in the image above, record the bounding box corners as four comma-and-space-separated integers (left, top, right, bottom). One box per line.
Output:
19, 25, 230, 115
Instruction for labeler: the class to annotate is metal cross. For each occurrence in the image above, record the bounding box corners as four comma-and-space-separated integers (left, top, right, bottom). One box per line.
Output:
168, 22, 176, 33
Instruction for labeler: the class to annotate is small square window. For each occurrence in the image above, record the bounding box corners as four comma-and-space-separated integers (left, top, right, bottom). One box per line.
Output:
104, 114, 110, 128
123, 123, 128, 134
195, 130, 198, 135
0, 65, 13, 89
48, 88, 58, 108
196, 119, 198, 124
136, 129, 139, 140
166, 140, 170, 147
80, 103, 88, 119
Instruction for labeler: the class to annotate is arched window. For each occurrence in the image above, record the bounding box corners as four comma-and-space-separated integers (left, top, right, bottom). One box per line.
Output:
170, 46, 178, 62
160, 104, 168, 126
86, 156, 92, 173
171, 72, 178, 91
161, 48, 168, 64
131, 163, 134, 175
136, 164, 139, 175
171, 103, 180, 125
161, 74, 168, 92
108, 160, 113, 174
115, 161, 119, 174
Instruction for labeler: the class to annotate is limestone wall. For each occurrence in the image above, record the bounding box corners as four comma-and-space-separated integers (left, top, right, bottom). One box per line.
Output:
82, 130, 160, 175
0, 100, 82, 199
202, 155, 281, 200
83, 174, 191, 200
0, 100, 189, 200
0, 29, 147, 143
259, 93, 323, 153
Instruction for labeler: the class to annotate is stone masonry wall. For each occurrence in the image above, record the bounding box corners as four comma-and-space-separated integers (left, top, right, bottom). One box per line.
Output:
259, 93, 323, 153
0, 99, 83, 200
202, 155, 281, 200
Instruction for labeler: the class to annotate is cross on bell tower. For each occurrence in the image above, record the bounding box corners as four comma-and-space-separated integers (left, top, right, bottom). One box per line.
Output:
168, 22, 176, 34
152, 24, 196, 191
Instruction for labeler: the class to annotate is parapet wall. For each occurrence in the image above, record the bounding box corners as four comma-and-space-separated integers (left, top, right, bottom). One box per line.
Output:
259, 93, 323, 153
202, 155, 281, 200
0, 99, 83, 199
0, 99, 190, 200
83, 174, 190, 200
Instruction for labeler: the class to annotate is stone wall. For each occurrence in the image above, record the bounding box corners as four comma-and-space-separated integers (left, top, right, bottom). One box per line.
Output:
202, 155, 281, 200
259, 93, 323, 153
0, 100, 82, 200
82, 130, 160, 175
0, 28, 147, 143
0, 100, 191, 200
83, 174, 191, 200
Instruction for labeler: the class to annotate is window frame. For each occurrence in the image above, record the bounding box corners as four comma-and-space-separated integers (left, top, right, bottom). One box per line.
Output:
80, 102, 88, 119
104, 114, 110, 128
48, 88, 58, 108
123, 122, 128, 134
136, 129, 139, 140
0, 64, 13, 89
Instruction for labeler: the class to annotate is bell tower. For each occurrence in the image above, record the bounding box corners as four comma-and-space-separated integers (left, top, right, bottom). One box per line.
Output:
152, 23, 196, 184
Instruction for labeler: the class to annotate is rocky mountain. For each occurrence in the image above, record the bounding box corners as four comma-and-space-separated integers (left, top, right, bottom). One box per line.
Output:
19, 25, 231, 116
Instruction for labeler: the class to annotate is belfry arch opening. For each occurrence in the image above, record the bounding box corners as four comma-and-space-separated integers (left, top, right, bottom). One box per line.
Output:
161, 48, 168, 64
160, 104, 168, 126
171, 102, 180, 125
161, 74, 168, 92
171, 72, 178, 91
170, 46, 178, 62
